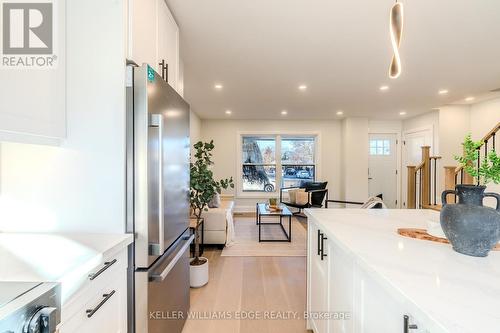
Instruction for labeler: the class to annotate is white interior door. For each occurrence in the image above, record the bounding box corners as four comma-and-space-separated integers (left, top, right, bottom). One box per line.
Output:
402, 129, 433, 207
368, 134, 398, 208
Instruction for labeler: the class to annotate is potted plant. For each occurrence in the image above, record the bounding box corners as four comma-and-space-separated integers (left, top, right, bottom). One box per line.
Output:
189, 140, 233, 287
440, 134, 500, 257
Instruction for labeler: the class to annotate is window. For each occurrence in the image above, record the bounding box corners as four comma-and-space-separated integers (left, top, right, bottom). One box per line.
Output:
242, 137, 276, 192
281, 137, 315, 188
369, 139, 390, 155
241, 135, 316, 193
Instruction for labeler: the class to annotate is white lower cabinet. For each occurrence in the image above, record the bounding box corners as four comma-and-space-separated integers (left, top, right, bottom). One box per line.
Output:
308, 221, 330, 333
307, 218, 429, 333
59, 249, 128, 333
354, 265, 405, 333
329, 242, 354, 333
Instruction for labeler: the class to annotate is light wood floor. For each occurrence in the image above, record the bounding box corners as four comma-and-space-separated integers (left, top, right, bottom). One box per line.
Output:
182, 219, 310, 333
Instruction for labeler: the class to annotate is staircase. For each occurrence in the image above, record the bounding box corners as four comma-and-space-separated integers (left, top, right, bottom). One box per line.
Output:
406, 122, 500, 210
406, 146, 442, 210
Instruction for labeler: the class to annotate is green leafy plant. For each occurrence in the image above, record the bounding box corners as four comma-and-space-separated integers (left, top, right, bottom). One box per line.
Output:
190, 140, 234, 264
454, 134, 500, 185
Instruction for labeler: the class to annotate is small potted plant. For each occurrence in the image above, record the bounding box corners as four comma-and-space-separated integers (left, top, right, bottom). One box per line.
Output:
189, 140, 233, 287
440, 134, 500, 257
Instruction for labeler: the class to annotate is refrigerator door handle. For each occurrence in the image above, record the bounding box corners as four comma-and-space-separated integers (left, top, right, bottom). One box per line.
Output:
150, 234, 194, 282
149, 113, 165, 256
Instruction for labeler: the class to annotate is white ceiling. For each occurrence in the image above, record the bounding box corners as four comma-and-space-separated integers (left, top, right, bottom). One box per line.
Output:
166, 0, 500, 120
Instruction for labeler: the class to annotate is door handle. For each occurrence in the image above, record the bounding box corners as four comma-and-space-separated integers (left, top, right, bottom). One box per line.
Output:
150, 234, 194, 282
149, 114, 165, 256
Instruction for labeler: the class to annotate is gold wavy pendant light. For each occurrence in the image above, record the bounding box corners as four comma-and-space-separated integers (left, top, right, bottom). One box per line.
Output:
389, 1, 404, 79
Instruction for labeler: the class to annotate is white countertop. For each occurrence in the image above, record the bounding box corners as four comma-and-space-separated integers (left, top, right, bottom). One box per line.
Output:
0, 233, 133, 303
305, 209, 500, 333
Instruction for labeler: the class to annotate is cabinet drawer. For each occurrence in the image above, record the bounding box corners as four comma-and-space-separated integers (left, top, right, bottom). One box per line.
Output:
60, 276, 125, 333
61, 250, 127, 323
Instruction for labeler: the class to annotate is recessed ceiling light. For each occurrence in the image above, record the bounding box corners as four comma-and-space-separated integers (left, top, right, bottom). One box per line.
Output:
465, 96, 475, 102
336, 110, 344, 116
214, 84, 223, 90
438, 89, 449, 95
281, 110, 288, 115
298, 85, 307, 91
380, 85, 389, 91
399, 111, 407, 116
225, 110, 232, 115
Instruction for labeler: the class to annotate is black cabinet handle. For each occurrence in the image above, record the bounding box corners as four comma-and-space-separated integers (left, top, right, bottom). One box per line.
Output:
320, 233, 327, 260
317, 229, 321, 256
158, 59, 168, 82
86, 290, 116, 318
88, 259, 117, 281
403, 315, 418, 333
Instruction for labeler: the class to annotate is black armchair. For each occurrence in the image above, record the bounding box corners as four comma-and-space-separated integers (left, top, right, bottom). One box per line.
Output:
280, 181, 328, 216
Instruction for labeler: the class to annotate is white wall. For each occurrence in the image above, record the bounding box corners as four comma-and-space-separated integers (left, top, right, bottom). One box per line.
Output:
342, 118, 369, 202
0, 0, 127, 233
470, 98, 500, 141
438, 106, 470, 167
200, 119, 342, 211
189, 110, 201, 151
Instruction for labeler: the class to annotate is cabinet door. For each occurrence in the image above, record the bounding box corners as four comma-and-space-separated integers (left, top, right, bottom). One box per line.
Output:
309, 223, 330, 333
131, 0, 157, 67
329, 243, 354, 333
0, 0, 66, 140
354, 265, 405, 333
156, 0, 179, 91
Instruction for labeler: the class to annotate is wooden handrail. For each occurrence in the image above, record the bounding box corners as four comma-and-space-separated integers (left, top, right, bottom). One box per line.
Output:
481, 122, 500, 143
415, 161, 425, 171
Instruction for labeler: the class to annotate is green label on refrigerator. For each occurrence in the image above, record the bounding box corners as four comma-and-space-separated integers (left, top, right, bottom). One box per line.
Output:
147, 65, 155, 82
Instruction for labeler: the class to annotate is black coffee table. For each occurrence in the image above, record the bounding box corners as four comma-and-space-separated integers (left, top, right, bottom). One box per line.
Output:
256, 203, 292, 242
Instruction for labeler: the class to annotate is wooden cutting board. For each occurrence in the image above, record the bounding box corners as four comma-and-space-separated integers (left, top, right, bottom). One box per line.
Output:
397, 228, 500, 251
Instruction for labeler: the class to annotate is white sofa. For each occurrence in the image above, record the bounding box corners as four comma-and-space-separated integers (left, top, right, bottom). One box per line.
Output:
201, 200, 234, 246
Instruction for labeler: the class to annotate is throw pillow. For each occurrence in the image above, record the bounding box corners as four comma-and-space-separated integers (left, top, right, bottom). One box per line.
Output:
288, 188, 305, 204
296, 191, 309, 205
208, 193, 221, 208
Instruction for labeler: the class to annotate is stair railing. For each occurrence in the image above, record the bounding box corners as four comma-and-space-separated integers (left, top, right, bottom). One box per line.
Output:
444, 122, 500, 203
407, 146, 441, 209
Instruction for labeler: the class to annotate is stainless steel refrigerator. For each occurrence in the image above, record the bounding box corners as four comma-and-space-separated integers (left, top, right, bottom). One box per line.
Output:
126, 63, 192, 333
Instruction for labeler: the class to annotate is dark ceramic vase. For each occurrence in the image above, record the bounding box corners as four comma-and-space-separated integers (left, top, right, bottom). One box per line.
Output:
440, 184, 500, 257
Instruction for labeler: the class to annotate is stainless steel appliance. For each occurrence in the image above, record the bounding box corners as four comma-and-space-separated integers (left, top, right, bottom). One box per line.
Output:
126, 63, 192, 333
0, 282, 61, 333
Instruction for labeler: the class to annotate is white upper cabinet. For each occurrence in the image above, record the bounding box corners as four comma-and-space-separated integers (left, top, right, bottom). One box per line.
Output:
0, 1, 66, 142
130, 0, 157, 68
130, 0, 180, 93
156, 0, 179, 91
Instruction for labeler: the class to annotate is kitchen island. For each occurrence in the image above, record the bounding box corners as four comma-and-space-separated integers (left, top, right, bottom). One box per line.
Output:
305, 209, 500, 333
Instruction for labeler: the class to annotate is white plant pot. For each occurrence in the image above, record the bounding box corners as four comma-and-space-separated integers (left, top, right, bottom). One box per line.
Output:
190, 257, 209, 288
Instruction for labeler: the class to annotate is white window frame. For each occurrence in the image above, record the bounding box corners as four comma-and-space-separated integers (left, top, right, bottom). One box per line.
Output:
236, 131, 321, 199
